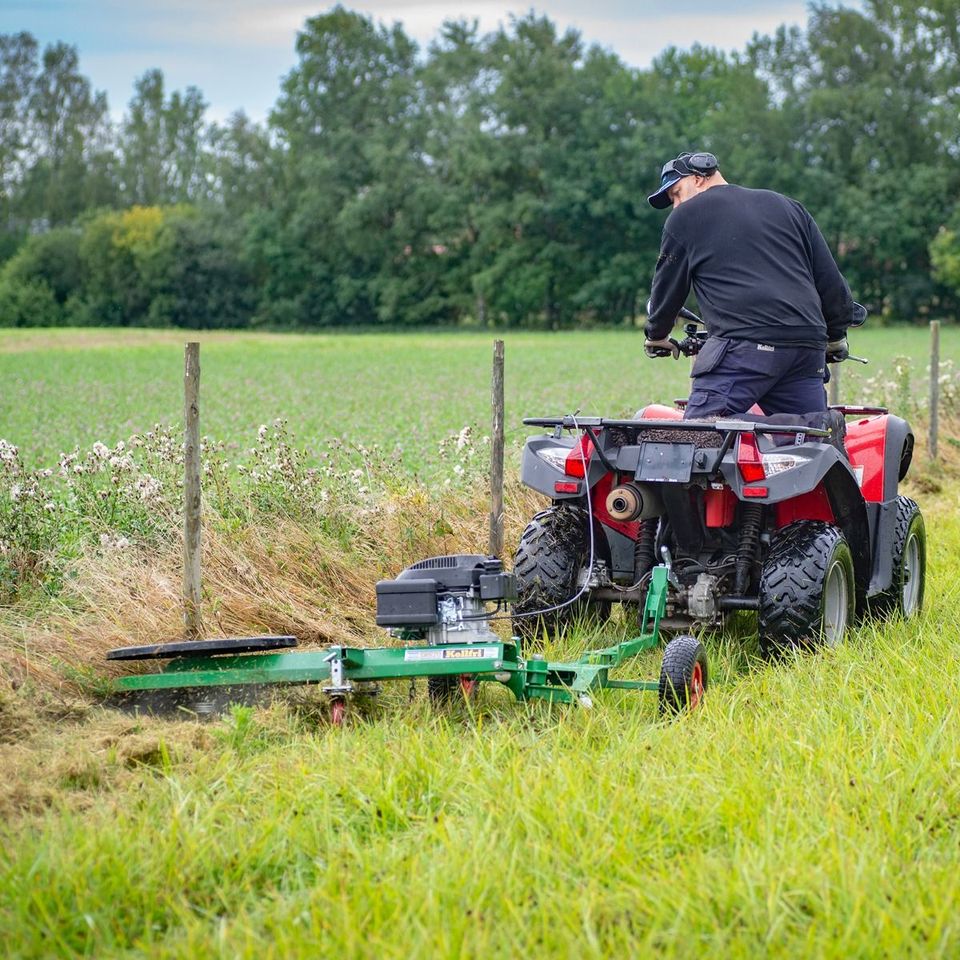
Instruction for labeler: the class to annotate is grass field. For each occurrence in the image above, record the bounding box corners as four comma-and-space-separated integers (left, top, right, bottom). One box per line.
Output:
2, 326, 960, 957
3, 325, 958, 470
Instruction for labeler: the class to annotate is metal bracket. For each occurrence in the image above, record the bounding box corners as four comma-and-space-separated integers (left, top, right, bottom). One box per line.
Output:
321, 648, 354, 697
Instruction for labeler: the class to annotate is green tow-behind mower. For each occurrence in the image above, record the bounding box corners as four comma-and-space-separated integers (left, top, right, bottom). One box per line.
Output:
106, 556, 707, 722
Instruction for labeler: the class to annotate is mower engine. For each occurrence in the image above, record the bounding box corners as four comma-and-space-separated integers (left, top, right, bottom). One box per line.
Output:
375, 554, 517, 645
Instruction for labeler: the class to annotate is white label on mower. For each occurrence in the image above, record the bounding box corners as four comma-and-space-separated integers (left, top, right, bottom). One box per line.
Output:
853, 465, 864, 487
404, 646, 498, 662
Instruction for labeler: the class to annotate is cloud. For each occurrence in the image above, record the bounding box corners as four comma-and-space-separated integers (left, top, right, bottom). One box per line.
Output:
3, 1, 856, 123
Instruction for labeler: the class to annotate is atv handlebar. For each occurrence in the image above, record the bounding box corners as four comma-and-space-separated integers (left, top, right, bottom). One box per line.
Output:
647, 305, 869, 365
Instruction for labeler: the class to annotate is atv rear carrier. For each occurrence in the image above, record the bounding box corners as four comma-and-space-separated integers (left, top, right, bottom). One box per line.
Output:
105, 566, 706, 721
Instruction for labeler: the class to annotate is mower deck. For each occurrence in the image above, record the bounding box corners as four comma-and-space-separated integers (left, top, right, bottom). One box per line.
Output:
107, 567, 677, 719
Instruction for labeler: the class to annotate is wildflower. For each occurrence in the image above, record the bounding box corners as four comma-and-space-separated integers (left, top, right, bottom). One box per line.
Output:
43, 501, 56, 512
0, 439, 20, 468
92, 442, 109, 460
258, 425, 268, 440
134, 475, 162, 502
10, 484, 21, 502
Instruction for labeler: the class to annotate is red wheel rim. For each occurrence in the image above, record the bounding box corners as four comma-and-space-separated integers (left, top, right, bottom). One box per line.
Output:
330, 698, 346, 726
689, 662, 705, 709
459, 676, 478, 700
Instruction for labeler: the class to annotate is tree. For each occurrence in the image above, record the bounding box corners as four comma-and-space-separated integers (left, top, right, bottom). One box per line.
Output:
120, 69, 208, 205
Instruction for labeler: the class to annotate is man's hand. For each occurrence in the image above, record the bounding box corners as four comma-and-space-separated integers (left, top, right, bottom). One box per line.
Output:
826, 337, 849, 363
644, 336, 681, 359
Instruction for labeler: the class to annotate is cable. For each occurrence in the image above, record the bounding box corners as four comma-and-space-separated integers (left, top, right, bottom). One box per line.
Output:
460, 412, 599, 624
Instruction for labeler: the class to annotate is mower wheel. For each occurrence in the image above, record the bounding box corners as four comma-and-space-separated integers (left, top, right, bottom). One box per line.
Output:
512, 505, 610, 646
869, 497, 925, 620
758, 521, 855, 657
658, 635, 708, 714
427, 674, 478, 706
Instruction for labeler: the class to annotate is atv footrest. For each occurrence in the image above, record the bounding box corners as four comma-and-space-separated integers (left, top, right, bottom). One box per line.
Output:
106, 636, 299, 661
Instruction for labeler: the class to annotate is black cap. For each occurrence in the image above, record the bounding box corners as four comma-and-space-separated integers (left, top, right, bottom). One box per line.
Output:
647, 153, 696, 209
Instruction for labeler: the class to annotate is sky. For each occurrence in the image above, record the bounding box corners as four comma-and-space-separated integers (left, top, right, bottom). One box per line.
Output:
1, 1, 849, 123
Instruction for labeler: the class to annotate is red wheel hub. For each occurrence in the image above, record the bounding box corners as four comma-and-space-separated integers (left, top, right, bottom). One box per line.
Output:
330, 698, 346, 726
689, 662, 705, 709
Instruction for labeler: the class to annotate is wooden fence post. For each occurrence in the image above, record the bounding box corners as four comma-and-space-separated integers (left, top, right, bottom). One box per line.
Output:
489, 339, 505, 558
183, 342, 202, 637
929, 320, 940, 462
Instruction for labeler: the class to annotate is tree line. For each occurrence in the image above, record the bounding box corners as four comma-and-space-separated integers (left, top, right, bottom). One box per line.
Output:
1, 1, 958, 330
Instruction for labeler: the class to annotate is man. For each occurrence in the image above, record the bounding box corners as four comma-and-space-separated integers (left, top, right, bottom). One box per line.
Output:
644, 151, 855, 419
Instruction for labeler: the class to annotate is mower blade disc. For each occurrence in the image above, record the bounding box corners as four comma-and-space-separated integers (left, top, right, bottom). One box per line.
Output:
105, 683, 274, 718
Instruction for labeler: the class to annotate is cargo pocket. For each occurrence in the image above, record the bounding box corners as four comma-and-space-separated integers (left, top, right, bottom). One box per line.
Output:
683, 389, 734, 419
690, 337, 730, 377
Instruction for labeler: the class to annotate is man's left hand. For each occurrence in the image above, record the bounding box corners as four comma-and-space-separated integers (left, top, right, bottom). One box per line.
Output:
644, 336, 681, 359
826, 337, 849, 363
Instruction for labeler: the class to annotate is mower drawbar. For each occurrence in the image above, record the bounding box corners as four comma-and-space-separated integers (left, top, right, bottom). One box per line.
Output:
105, 557, 707, 721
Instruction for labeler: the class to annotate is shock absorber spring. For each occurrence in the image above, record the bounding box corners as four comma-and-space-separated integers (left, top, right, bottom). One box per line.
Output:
634, 518, 658, 584
734, 503, 763, 596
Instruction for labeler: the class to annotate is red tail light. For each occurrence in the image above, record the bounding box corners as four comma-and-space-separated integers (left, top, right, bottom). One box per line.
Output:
736, 434, 766, 482
564, 434, 594, 478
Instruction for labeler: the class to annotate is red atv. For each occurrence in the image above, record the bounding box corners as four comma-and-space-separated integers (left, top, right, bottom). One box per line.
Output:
513, 315, 925, 654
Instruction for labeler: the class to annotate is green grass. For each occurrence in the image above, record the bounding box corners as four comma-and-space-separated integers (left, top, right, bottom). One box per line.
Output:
2, 511, 959, 958
1, 325, 959, 956
3, 325, 956, 469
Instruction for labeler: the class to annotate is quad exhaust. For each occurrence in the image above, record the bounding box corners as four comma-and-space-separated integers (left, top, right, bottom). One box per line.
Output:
605, 482, 662, 522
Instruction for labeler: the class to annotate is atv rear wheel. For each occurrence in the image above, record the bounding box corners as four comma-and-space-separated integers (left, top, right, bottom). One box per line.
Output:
869, 497, 925, 620
658, 635, 708, 714
758, 521, 855, 657
512, 505, 610, 645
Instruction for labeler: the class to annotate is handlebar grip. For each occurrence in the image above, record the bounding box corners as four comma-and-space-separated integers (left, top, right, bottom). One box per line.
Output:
678, 306, 701, 323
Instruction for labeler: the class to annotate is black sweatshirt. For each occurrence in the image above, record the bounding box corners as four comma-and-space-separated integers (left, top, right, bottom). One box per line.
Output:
645, 184, 854, 348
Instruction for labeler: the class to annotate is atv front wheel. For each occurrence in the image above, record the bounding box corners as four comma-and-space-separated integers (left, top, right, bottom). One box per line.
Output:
869, 496, 925, 620
758, 521, 855, 657
512, 505, 610, 644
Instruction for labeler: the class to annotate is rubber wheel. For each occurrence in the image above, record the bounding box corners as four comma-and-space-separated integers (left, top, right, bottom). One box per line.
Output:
511, 505, 610, 645
868, 497, 925, 620
658, 635, 708, 714
758, 521, 855, 657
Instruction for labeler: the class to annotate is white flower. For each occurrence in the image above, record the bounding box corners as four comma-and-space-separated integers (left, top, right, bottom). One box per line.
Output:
10, 484, 21, 502
258, 425, 268, 440
0, 439, 19, 466
92, 442, 109, 459
452, 464, 464, 476
43, 501, 56, 512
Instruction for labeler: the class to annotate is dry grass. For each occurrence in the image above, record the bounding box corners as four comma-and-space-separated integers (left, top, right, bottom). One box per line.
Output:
0, 481, 543, 694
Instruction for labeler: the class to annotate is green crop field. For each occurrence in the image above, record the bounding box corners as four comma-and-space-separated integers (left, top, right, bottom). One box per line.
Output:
1, 326, 960, 958
2, 326, 957, 471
